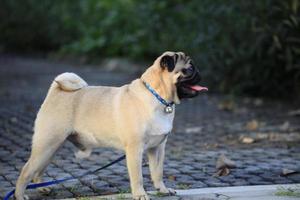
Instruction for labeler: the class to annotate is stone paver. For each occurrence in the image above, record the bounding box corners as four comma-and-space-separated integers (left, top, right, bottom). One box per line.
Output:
0, 55, 299, 199
61, 184, 300, 200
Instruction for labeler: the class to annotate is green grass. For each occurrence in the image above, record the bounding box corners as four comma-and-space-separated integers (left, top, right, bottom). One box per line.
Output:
154, 191, 167, 197
118, 189, 130, 193
116, 193, 127, 200
275, 185, 300, 197
70, 185, 80, 193
177, 183, 191, 190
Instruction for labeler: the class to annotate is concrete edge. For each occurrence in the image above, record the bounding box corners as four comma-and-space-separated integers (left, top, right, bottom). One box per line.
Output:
61, 184, 300, 199
175, 184, 299, 195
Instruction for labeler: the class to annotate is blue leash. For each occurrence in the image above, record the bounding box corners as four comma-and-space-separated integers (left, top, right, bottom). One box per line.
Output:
4, 155, 126, 200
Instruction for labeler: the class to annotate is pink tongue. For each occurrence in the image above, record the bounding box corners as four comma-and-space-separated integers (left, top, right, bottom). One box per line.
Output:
189, 85, 208, 92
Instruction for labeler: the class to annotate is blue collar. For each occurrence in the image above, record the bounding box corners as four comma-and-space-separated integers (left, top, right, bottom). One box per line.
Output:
142, 81, 174, 107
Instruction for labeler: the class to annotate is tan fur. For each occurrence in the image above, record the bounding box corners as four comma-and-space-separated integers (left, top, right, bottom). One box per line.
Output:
54, 72, 88, 91
15, 51, 192, 200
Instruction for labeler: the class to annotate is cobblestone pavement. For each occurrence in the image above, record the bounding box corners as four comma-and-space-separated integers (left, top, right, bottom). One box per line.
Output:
0, 55, 300, 199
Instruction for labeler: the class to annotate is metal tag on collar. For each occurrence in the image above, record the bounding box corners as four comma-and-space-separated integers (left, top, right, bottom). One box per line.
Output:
164, 105, 173, 114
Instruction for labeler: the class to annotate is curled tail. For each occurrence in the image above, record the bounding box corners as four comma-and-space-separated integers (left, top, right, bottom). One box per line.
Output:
52, 72, 88, 92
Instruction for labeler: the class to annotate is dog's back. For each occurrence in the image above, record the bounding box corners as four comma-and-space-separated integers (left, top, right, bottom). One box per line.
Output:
35, 73, 124, 148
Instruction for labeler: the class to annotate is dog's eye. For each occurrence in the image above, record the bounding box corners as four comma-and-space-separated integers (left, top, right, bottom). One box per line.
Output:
182, 66, 194, 76
187, 66, 194, 72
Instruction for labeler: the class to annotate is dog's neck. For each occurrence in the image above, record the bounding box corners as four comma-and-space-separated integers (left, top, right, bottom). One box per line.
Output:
141, 66, 178, 104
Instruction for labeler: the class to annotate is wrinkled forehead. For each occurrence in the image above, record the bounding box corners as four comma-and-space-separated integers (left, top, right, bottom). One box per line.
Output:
161, 51, 185, 58
160, 51, 191, 63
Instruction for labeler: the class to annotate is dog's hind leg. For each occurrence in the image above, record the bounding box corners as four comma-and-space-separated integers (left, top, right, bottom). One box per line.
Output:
14, 127, 68, 200
32, 165, 52, 194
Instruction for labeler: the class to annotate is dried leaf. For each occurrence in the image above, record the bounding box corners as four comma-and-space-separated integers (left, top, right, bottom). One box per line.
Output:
168, 175, 176, 181
254, 98, 263, 106
185, 126, 203, 134
256, 132, 269, 139
279, 121, 290, 131
216, 154, 236, 169
214, 154, 236, 177
218, 99, 235, 111
214, 167, 230, 177
281, 168, 297, 176
245, 120, 259, 131
241, 136, 255, 144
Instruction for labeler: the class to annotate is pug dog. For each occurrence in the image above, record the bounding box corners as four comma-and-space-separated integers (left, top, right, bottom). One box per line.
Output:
15, 51, 207, 200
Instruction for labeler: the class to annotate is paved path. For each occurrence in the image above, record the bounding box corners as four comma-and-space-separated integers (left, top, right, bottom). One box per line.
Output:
62, 184, 300, 200
0, 55, 300, 199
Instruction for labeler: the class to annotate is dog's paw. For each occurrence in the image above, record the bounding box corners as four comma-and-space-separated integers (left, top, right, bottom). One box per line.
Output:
157, 187, 176, 195
38, 187, 51, 194
14, 194, 29, 200
133, 194, 150, 200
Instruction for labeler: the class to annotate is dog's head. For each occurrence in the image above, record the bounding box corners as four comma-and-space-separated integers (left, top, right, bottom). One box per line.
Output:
142, 51, 207, 104
156, 51, 207, 101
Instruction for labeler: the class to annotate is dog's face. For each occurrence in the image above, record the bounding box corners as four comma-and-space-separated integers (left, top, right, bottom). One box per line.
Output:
158, 51, 207, 99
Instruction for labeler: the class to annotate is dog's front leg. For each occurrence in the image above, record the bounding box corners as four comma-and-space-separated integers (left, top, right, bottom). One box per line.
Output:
126, 144, 149, 200
147, 140, 176, 195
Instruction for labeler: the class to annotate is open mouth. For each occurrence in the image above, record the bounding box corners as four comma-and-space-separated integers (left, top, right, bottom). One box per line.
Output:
187, 85, 208, 92
176, 70, 208, 99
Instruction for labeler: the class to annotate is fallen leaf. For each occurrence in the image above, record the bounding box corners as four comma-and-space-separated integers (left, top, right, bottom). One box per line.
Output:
240, 136, 255, 144
218, 99, 235, 111
185, 126, 203, 134
214, 167, 230, 177
240, 132, 300, 143
245, 120, 259, 131
279, 121, 290, 131
258, 132, 300, 142
216, 154, 236, 170
168, 175, 176, 181
255, 132, 269, 140
214, 154, 236, 177
281, 168, 297, 176
254, 98, 263, 106
288, 109, 300, 116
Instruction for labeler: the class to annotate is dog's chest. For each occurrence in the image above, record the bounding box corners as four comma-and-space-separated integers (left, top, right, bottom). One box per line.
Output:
144, 110, 174, 148
147, 109, 174, 135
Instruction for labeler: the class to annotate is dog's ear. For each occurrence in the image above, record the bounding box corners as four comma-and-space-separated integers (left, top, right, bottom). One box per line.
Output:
160, 55, 175, 72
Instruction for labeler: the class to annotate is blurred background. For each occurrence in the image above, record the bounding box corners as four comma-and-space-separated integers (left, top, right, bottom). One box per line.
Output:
0, 0, 299, 99
1, 1, 300, 199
